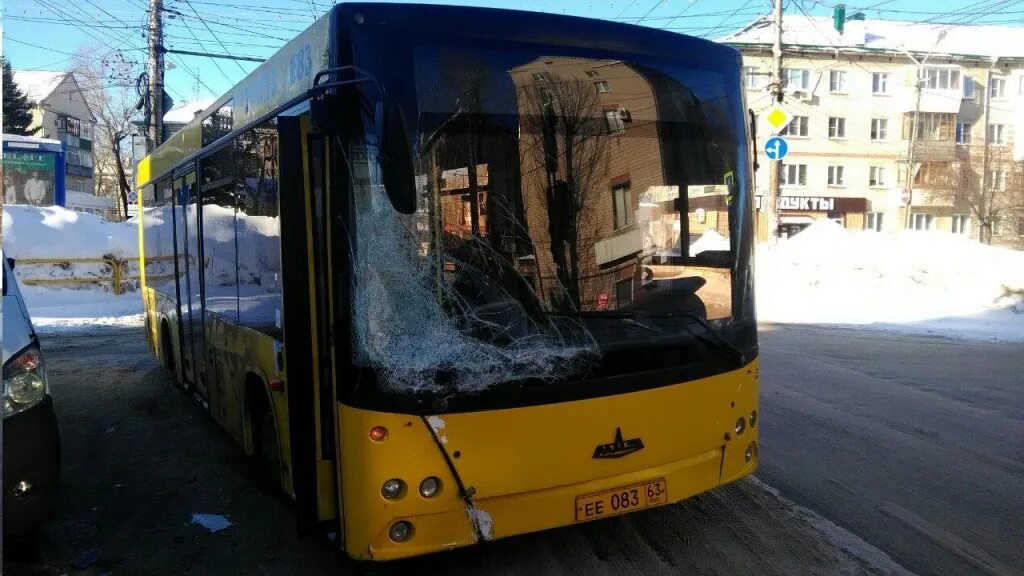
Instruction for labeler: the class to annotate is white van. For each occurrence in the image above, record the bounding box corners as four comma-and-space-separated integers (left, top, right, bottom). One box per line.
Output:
2, 254, 60, 546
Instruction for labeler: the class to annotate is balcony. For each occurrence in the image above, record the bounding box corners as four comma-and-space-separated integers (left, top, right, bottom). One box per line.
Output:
594, 228, 642, 266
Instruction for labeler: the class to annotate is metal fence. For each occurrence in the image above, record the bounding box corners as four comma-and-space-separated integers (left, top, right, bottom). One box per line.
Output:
15, 256, 179, 295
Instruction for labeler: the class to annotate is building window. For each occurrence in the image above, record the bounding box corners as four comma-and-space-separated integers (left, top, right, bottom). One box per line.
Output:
914, 162, 951, 186
990, 77, 1006, 98
615, 277, 633, 309
829, 70, 847, 93
532, 72, 549, 82
595, 81, 610, 93
781, 164, 808, 186
605, 110, 625, 134
828, 117, 846, 139
951, 214, 970, 234
988, 123, 1006, 145
956, 122, 972, 145
923, 67, 961, 90
827, 165, 845, 186
745, 67, 764, 89
585, 70, 600, 78
779, 115, 809, 137
785, 68, 810, 90
866, 212, 884, 232
903, 112, 954, 141
869, 166, 887, 187
872, 72, 889, 94
871, 118, 888, 140
991, 169, 1007, 191
612, 184, 633, 230
911, 213, 934, 231
962, 76, 975, 99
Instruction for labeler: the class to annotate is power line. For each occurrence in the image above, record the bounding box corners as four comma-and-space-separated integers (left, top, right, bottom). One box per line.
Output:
181, 0, 249, 73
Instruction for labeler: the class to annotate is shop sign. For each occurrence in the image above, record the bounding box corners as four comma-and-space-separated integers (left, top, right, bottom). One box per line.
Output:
779, 196, 835, 211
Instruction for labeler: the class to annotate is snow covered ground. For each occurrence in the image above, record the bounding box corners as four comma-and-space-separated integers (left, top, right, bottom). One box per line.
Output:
756, 219, 1024, 342
5, 205, 1023, 341
18, 285, 144, 333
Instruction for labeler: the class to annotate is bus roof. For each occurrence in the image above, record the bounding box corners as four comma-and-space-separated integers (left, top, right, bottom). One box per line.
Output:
136, 3, 738, 190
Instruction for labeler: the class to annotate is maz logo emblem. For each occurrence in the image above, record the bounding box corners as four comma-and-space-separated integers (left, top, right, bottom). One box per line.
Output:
592, 428, 645, 459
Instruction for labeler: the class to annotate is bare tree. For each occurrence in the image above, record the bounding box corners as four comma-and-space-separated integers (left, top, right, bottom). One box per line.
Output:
934, 147, 1024, 244
519, 74, 609, 310
72, 47, 142, 220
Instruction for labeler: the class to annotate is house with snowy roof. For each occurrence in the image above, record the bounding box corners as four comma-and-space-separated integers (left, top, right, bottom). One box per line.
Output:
13, 70, 98, 197
723, 13, 1024, 247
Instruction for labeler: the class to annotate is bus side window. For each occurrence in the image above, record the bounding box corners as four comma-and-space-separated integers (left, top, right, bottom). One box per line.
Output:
236, 120, 283, 338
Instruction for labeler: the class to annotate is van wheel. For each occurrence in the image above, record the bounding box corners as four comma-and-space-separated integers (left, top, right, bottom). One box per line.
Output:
253, 395, 282, 494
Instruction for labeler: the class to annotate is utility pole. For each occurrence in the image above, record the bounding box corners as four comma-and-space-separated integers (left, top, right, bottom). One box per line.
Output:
980, 64, 995, 243
147, 0, 164, 151
766, 0, 784, 243
904, 68, 923, 229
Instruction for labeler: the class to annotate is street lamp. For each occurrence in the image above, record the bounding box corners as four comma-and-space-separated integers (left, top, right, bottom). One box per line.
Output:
901, 29, 947, 230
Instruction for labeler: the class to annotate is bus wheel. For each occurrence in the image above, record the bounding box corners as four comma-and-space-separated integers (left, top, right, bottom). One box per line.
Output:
253, 394, 282, 494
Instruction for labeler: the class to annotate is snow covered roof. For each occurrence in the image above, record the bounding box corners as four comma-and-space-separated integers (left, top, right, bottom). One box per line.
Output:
164, 97, 216, 125
2, 134, 62, 147
12, 70, 68, 104
721, 15, 1024, 60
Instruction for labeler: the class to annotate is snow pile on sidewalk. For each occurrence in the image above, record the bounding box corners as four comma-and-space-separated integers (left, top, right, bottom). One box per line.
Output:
3, 204, 141, 259
756, 219, 1024, 341
3, 205, 145, 331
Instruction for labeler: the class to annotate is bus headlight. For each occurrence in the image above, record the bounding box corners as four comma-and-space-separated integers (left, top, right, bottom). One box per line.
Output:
419, 477, 440, 498
735, 417, 746, 435
749, 410, 758, 428
381, 478, 405, 500
3, 345, 47, 417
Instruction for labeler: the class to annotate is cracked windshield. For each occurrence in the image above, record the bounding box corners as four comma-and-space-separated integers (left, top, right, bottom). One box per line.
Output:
352, 49, 750, 392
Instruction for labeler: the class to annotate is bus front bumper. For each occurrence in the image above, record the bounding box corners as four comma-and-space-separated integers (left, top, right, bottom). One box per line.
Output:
363, 433, 757, 561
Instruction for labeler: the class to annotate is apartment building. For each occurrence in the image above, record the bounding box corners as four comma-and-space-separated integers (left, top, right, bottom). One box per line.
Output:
724, 15, 1024, 246
13, 70, 97, 196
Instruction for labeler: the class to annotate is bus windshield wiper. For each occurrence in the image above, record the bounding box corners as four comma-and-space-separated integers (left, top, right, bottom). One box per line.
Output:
564, 310, 744, 360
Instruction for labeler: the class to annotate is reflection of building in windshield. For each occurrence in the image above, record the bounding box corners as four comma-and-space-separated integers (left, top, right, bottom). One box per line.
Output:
508, 57, 734, 316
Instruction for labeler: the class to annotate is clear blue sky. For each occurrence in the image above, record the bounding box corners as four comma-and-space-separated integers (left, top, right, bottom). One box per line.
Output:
3, 0, 1018, 108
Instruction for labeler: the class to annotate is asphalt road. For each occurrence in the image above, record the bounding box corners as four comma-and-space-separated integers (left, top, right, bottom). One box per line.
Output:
757, 324, 1024, 576
6, 324, 1021, 575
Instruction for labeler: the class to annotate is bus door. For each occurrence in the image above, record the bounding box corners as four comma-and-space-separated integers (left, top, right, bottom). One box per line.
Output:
171, 173, 190, 384
179, 168, 208, 397
279, 115, 340, 535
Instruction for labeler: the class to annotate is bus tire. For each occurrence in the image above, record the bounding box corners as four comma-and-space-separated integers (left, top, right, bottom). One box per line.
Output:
252, 390, 282, 494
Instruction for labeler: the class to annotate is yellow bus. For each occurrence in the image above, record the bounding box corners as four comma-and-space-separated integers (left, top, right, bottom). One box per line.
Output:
136, 3, 759, 561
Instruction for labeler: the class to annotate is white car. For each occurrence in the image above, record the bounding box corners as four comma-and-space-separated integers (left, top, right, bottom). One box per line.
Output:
2, 254, 60, 547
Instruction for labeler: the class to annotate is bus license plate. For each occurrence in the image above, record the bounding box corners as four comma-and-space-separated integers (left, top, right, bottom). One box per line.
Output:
575, 479, 667, 522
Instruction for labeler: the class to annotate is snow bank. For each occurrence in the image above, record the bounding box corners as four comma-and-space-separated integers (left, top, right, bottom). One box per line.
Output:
19, 285, 144, 333
756, 220, 1024, 342
3, 204, 142, 259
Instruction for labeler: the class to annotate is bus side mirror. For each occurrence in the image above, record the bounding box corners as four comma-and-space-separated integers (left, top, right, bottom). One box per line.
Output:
376, 101, 417, 215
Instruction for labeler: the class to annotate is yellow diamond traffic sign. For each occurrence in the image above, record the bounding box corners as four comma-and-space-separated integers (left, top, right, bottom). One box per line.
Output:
766, 105, 793, 133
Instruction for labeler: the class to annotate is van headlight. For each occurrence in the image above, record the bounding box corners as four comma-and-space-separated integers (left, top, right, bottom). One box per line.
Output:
4, 344, 47, 417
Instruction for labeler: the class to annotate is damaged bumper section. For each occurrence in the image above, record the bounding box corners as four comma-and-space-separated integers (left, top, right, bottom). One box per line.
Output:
341, 360, 759, 562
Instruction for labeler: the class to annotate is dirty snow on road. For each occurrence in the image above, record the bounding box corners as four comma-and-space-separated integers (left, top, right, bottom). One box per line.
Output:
757, 219, 1024, 342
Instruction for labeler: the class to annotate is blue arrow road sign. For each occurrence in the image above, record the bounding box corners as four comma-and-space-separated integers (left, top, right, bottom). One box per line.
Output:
765, 136, 788, 160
